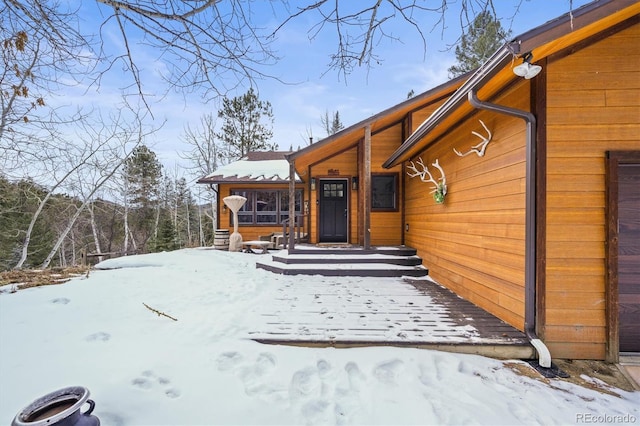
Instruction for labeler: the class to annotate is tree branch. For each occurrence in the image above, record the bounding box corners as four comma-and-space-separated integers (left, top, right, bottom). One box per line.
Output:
143, 302, 178, 321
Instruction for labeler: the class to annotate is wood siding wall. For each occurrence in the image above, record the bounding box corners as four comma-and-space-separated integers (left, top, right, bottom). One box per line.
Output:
370, 123, 404, 246
544, 23, 640, 360
307, 124, 406, 246
404, 83, 530, 330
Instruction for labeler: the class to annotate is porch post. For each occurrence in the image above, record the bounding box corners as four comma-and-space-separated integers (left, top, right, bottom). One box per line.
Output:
288, 159, 296, 252
364, 124, 372, 249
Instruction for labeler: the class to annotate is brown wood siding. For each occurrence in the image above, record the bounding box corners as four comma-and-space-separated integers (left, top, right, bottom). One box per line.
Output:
404, 83, 530, 330
217, 183, 304, 242
544, 23, 640, 360
370, 123, 404, 245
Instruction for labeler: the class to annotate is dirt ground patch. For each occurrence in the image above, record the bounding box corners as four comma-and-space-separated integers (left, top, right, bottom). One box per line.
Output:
506, 359, 636, 396
0, 267, 89, 292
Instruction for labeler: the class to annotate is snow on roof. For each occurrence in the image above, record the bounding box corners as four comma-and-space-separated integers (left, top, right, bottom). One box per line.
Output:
199, 152, 301, 183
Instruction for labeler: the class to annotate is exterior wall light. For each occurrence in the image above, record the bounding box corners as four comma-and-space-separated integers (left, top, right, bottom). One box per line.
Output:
310, 177, 316, 191
513, 52, 542, 79
352, 176, 358, 190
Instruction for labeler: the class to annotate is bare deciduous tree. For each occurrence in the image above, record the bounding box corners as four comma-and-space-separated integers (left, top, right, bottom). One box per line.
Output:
180, 113, 223, 237
39, 111, 154, 268
4, 1, 527, 106
181, 113, 223, 177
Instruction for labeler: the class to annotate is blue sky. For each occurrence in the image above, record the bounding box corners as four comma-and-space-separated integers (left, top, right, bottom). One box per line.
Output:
58, 0, 593, 176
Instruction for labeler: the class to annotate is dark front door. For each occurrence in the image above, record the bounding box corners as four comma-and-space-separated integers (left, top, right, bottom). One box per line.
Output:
619, 163, 640, 352
319, 179, 348, 242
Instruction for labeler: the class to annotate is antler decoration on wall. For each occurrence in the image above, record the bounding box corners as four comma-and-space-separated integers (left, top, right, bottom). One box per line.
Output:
406, 158, 447, 204
454, 120, 492, 157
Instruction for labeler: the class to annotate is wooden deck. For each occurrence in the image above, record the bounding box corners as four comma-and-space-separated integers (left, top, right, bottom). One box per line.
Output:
247, 274, 534, 360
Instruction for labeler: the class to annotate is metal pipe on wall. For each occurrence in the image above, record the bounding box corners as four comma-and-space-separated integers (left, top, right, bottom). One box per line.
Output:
468, 89, 551, 368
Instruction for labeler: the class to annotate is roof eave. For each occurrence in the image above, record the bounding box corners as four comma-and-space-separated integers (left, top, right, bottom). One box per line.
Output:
196, 177, 302, 185
286, 73, 469, 164
382, 43, 517, 168
383, 0, 638, 168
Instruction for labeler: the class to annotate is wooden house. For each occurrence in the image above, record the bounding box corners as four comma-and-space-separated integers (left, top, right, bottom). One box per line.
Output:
199, 0, 638, 362
197, 151, 305, 243
288, 0, 638, 362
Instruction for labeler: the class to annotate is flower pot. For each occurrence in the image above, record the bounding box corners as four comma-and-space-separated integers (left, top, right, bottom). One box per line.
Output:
12, 386, 99, 426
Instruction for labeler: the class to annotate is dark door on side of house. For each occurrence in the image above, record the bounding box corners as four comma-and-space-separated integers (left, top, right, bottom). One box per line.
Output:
619, 163, 640, 352
319, 179, 348, 243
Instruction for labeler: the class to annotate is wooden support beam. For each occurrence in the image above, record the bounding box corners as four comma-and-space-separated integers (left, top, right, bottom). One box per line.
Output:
364, 125, 372, 249
288, 160, 296, 251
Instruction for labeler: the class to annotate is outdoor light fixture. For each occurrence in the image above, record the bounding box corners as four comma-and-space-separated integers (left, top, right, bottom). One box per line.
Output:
310, 177, 316, 191
513, 52, 542, 79
352, 176, 359, 190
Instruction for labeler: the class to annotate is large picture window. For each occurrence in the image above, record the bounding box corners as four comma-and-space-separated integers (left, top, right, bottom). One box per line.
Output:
230, 189, 302, 225
371, 174, 398, 211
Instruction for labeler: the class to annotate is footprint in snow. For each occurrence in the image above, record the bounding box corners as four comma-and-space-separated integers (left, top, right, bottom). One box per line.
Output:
316, 359, 332, 378
131, 377, 153, 390
51, 297, 70, 305
345, 362, 366, 392
289, 367, 322, 401
418, 363, 434, 386
301, 399, 331, 424
332, 362, 367, 425
85, 332, 110, 342
255, 352, 277, 375
373, 359, 405, 385
164, 388, 181, 399
131, 370, 181, 399
216, 351, 244, 372
239, 352, 277, 397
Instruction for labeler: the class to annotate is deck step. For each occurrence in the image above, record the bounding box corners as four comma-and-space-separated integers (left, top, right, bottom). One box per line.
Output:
289, 246, 417, 256
256, 246, 428, 277
271, 253, 423, 266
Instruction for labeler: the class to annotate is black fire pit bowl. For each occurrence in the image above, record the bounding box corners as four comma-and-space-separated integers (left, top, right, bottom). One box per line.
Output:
12, 386, 99, 426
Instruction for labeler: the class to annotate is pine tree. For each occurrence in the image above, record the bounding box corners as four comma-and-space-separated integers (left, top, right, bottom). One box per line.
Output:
216, 88, 277, 161
0, 177, 59, 269
123, 145, 163, 251
152, 214, 178, 252
321, 110, 345, 136
124, 145, 163, 209
448, 11, 510, 78
174, 177, 196, 248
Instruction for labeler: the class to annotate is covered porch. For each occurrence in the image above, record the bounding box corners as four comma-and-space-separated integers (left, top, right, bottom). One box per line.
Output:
281, 78, 465, 250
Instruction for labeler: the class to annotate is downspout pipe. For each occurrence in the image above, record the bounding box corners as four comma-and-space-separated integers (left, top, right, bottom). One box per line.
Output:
469, 89, 551, 368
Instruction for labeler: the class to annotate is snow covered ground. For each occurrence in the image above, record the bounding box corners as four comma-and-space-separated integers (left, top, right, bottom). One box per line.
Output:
1, 248, 638, 425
